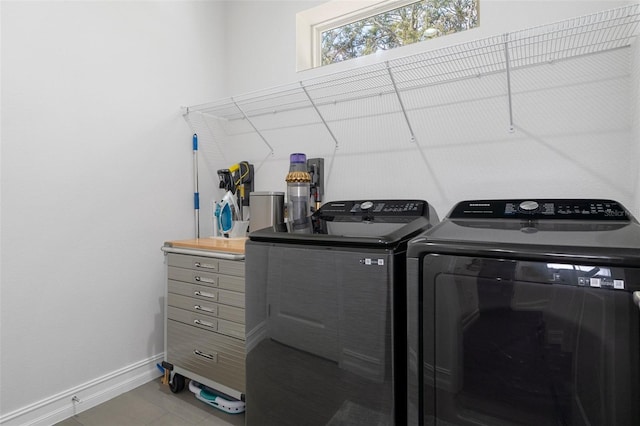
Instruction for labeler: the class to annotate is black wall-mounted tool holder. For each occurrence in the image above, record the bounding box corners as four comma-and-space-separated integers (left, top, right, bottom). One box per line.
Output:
307, 158, 324, 211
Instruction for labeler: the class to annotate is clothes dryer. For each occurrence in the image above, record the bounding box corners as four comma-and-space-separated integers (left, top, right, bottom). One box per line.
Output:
407, 199, 640, 426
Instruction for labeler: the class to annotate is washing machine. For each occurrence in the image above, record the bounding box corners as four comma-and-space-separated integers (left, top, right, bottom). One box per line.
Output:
245, 199, 439, 426
407, 199, 640, 426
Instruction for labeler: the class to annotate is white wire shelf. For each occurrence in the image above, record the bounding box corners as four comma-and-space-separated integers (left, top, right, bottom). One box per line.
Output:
185, 4, 640, 158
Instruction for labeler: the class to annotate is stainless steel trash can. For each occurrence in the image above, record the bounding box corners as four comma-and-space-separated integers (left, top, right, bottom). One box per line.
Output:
249, 191, 284, 233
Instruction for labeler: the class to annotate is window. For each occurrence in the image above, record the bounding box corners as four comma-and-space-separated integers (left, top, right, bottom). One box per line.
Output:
297, 0, 479, 70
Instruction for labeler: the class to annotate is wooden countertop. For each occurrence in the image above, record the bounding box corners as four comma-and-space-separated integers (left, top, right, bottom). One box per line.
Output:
164, 237, 247, 254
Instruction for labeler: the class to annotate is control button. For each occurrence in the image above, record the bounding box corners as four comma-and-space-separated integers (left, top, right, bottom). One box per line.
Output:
360, 201, 374, 210
519, 200, 539, 211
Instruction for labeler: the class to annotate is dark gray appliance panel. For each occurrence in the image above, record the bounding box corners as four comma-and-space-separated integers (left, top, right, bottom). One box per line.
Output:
246, 242, 396, 426
267, 246, 340, 362
410, 254, 639, 426
246, 198, 438, 426
336, 249, 393, 383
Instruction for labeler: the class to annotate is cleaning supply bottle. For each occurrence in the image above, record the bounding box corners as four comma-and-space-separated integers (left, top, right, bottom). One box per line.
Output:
285, 153, 312, 233
212, 201, 221, 237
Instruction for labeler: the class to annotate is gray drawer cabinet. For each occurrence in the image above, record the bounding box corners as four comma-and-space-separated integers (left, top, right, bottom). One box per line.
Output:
163, 251, 246, 400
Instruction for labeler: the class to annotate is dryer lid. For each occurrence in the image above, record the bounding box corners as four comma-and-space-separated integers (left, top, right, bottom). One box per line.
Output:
249, 199, 439, 247
409, 199, 640, 264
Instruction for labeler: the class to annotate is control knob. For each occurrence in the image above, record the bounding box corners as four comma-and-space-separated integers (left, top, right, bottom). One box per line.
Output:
519, 200, 539, 212
360, 201, 374, 210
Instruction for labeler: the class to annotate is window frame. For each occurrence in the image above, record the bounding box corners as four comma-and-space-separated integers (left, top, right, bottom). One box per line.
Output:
297, 0, 479, 70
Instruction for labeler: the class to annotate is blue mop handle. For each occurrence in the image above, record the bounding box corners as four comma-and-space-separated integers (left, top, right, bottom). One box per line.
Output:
192, 133, 200, 238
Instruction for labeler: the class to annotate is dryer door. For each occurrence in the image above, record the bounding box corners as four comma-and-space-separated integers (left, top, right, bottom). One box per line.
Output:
411, 254, 640, 426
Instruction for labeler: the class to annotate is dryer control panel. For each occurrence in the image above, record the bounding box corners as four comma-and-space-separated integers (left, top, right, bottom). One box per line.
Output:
450, 199, 630, 221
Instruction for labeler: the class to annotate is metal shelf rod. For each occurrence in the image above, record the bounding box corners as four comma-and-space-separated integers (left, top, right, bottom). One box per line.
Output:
503, 34, 515, 133
386, 61, 417, 143
300, 82, 340, 149
231, 97, 274, 156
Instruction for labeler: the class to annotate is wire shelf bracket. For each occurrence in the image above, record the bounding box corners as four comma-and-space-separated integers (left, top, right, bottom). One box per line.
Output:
231, 97, 275, 157
503, 33, 515, 133
300, 82, 340, 150
386, 61, 418, 143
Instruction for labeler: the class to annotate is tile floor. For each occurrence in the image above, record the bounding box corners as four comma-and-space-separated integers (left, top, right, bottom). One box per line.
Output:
55, 378, 244, 426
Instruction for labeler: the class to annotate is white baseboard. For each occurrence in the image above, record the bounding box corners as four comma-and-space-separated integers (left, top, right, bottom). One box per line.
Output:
0, 354, 164, 426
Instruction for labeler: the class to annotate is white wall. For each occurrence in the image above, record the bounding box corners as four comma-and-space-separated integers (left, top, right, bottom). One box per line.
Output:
1, 0, 638, 424
0, 1, 225, 423
213, 0, 639, 221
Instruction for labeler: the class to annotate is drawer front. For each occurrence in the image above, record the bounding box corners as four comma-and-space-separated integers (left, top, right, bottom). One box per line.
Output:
168, 293, 245, 324
168, 267, 219, 287
218, 259, 245, 277
166, 320, 245, 393
219, 274, 244, 293
168, 254, 219, 272
168, 280, 245, 308
169, 266, 244, 293
168, 293, 218, 317
167, 254, 245, 278
168, 306, 245, 339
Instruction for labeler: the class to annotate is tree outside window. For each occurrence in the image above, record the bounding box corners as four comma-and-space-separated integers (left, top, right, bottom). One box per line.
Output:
321, 0, 479, 66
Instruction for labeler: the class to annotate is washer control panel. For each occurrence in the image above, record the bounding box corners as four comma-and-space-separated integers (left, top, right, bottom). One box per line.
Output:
318, 200, 426, 217
450, 199, 630, 221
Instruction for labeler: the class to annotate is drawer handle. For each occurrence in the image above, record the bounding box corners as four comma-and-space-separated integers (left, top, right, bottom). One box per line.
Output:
194, 305, 215, 313
194, 262, 216, 270
193, 349, 218, 362
194, 276, 216, 284
194, 290, 216, 299
194, 319, 217, 329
